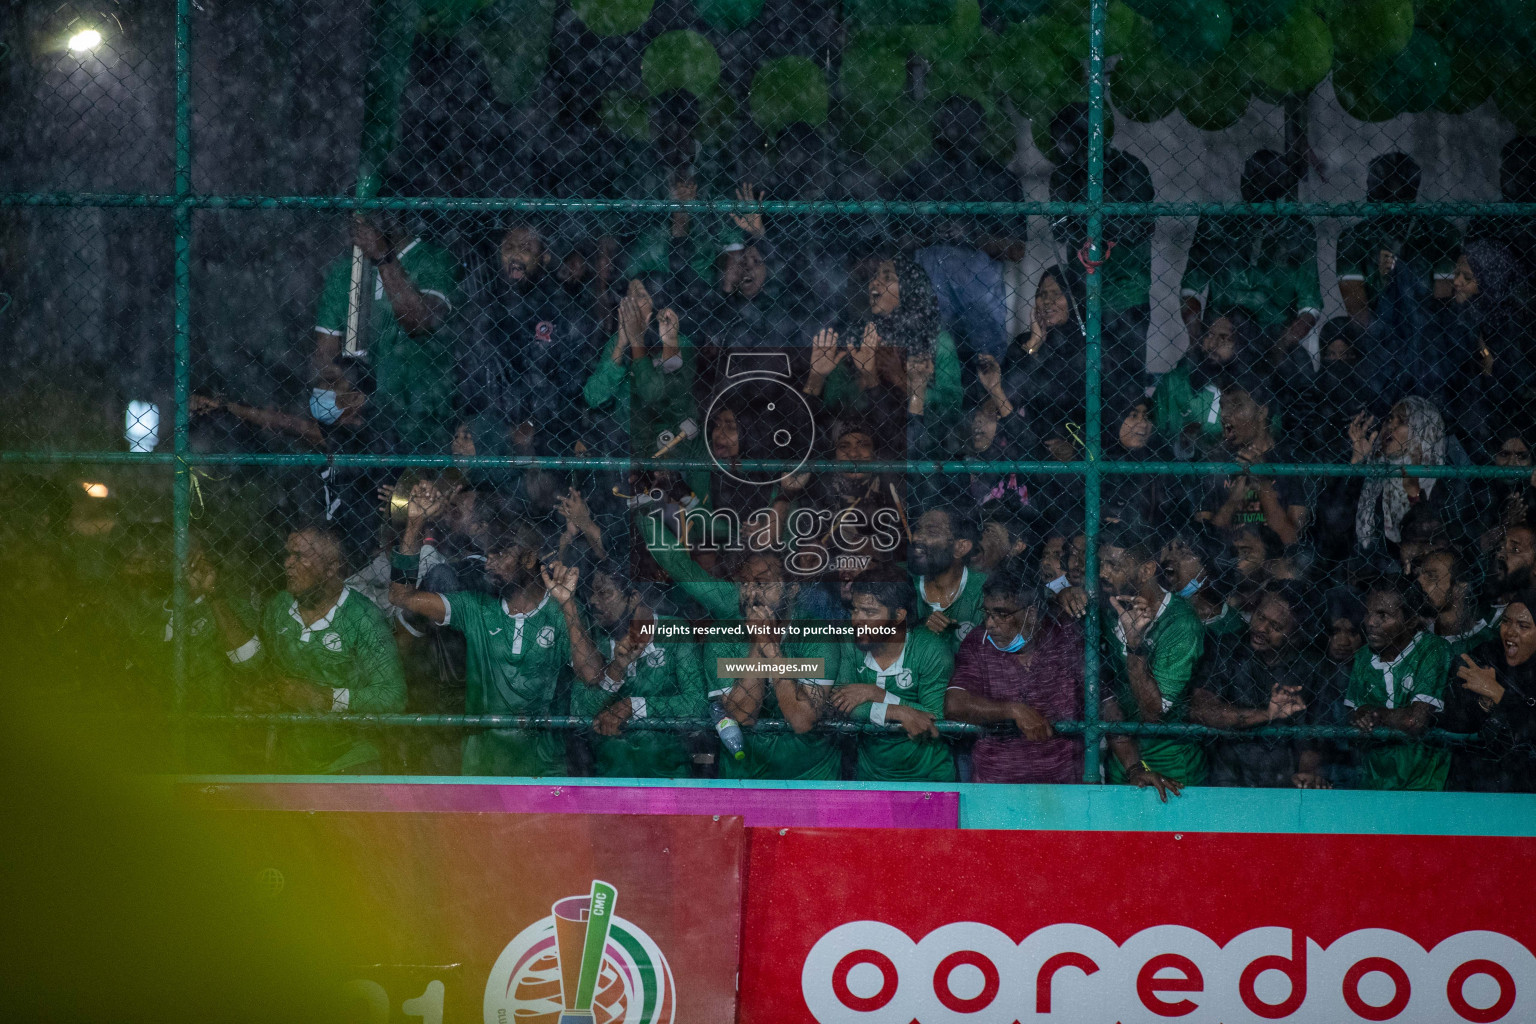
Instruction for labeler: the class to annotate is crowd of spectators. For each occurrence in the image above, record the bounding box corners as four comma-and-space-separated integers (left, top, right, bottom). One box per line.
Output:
26, 93, 1536, 794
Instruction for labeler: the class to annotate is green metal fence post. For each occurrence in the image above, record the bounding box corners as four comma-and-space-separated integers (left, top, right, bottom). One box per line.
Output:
169, 0, 194, 747
1081, 0, 1108, 783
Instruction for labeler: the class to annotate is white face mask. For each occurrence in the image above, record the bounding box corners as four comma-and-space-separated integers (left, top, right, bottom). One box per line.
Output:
309, 388, 343, 425
986, 631, 1029, 653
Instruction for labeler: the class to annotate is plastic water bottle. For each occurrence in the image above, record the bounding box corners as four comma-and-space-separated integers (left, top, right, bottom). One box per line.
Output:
711, 700, 746, 761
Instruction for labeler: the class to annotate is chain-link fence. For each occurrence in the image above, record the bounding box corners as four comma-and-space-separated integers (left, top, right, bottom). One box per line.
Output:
4, 0, 1536, 791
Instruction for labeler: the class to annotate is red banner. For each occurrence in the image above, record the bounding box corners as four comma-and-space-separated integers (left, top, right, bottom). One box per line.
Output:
212, 811, 742, 1024
739, 828, 1536, 1023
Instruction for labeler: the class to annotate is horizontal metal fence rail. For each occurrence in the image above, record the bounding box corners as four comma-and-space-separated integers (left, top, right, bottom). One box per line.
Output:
195, 713, 1475, 746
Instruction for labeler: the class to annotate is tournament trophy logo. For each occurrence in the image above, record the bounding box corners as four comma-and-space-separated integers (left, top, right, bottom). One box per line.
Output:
484, 880, 675, 1024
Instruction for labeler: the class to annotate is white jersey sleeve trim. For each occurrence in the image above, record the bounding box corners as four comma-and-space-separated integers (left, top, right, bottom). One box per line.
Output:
1337, 273, 1366, 282
629, 696, 648, 718
1411, 694, 1445, 710
868, 702, 889, 726
314, 325, 344, 336
227, 636, 261, 664
330, 688, 350, 711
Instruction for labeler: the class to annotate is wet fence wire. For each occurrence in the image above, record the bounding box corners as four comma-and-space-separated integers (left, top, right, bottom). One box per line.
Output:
4, 0, 1536, 787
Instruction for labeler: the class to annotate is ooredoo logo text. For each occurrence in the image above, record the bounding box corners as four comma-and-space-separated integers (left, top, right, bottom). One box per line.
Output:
803, 921, 1534, 1022
484, 880, 675, 1024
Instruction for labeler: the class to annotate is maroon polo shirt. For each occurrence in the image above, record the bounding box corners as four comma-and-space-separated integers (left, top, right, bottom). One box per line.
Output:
949, 616, 1084, 783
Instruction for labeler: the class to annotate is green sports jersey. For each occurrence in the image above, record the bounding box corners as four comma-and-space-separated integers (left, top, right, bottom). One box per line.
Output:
444, 589, 573, 777
251, 588, 407, 773
582, 331, 701, 459
706, 637, 843, 781
1182, 215, 1322, 334
1337, 214, 1460, 309
835, 629, 957, 782
1152, 357, 1223, 443
1201, 601, 1247, 638
576, 622, 709, 779
1439, 615, 1497, 662
1103, 591, 1207, 785
161, 594, 258, 713
314, 237, 462, 450
1346, 632, 1451, 791
821, 329, 962, 418
915, 566, 987, 654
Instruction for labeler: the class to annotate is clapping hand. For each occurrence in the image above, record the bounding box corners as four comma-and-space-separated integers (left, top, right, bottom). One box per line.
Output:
809, 328, 847, 379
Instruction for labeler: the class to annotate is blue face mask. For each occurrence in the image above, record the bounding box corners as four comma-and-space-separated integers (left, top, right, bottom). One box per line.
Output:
1045, 574, 1071, 594
987, 631, 1029, 653
1177, 575, 1207, 600
310, 388, 343, 425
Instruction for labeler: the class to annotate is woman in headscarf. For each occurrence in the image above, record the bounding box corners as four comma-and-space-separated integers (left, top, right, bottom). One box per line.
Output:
1001, 265, 1086, 440
1315, 395, 1467, 565
1441, 240, 1534, 448
1292, 317, 1375, 462
1445, 591, 1536, 792
1099, 391, 1192, 533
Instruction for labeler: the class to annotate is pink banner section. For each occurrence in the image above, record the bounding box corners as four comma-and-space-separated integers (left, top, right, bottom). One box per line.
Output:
180, 780, 960, 829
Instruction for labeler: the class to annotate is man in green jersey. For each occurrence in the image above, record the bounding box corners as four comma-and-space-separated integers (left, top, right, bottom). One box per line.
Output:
910, 507, 986, 654
1337, 153, 1459, 328
831, 580, 956, 783
312, 208, 462, 451
1416, 548, 1497, 660
577, 563, 709, 779
389, 513, 604, 777
232, 526, 407, 773
1180, 150, 1320, 357
1347, 577, 1451, 791
704, 551, 844, 780
1098, 525, 1205, 797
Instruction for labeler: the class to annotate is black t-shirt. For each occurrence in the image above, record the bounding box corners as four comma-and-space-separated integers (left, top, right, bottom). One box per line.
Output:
1202, 443, 1308, 526
1203, 638, 1321, 788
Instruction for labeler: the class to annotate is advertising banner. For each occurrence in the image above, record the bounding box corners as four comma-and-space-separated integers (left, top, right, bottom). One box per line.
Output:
739, 828, 1536, 1023
213, 811, 742, 1024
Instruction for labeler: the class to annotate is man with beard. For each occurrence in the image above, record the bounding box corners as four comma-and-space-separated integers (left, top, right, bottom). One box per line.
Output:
946, 568, 1083, 783
1491, 522, 1536, 615
830, 580, 956, 782
1151, 310, 1270, 455
1098, 525, 1206, 796
388, 515, 603, 776
1203, 386, 1308, 546
704, 552, 844, 780
574, 563, 708, 779
1416, 547, 1496, 660
1347, 576, 1451, 790
462, 223, 599, 433
1191, 587, 1321, 788
910, 507, 986, 654
234, 526, 406, 773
